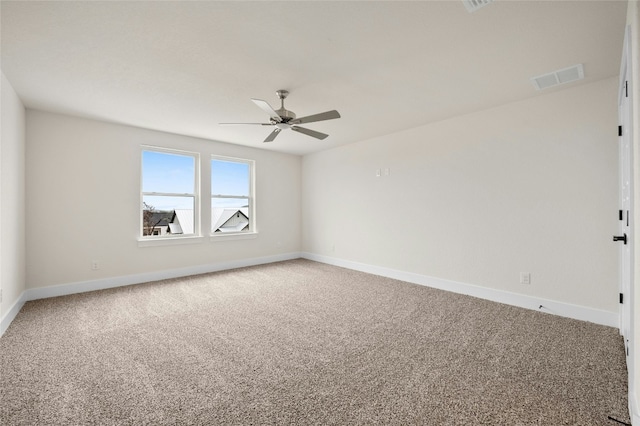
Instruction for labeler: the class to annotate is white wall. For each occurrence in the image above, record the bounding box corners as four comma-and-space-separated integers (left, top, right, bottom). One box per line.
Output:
0, 72, 26, 324
303, 77, 619, 314
25, 111, 301, 289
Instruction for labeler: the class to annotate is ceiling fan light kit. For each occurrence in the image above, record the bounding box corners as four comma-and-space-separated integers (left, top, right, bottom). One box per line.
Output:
221, 89, 341, 143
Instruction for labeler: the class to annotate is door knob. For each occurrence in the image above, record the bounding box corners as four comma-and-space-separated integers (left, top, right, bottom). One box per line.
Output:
613, 234, 627, 245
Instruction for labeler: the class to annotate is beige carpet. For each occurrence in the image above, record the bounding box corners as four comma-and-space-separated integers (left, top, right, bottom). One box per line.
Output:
0, 259, 630, 425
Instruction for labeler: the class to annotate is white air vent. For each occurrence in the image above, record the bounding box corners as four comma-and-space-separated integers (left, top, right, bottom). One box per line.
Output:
462, 0, 493, 13
530, 64, 585, 91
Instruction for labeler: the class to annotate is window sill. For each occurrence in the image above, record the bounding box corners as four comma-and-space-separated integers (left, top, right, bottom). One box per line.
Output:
209, 231, 258, 242
138, 235, 205, 247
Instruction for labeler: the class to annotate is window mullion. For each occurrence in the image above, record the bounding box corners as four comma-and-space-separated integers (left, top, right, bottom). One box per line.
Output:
211, 194, 249, 199
144, 192, 195, 197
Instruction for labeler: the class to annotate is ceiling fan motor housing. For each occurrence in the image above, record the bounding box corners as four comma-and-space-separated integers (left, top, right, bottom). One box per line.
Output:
274, 108, 296, 122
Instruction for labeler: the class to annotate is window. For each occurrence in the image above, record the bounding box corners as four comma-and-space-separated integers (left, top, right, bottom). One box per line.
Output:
141, 148, 199, 238
211, 156, 254, 234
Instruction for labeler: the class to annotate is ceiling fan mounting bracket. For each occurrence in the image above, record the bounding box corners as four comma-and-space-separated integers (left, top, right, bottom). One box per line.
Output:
276, 89, 289, 100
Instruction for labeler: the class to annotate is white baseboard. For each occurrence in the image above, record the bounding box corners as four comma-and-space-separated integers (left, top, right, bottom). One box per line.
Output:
1, 291, 26, 337
24, 252, 301, 302
301, 252, 619, 328
2, 251, 620, 335
2, 252, 300, 337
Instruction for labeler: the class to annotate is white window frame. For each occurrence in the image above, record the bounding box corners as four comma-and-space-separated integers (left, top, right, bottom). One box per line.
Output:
139, 146, 202, 246
210, 155, 256, 240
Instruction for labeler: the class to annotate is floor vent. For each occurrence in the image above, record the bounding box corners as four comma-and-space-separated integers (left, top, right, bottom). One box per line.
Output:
530, 64, 585, 91
462, 0, 493, 13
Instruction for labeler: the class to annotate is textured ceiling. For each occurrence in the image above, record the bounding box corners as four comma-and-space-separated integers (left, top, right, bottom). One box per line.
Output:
1, 1, 627, 155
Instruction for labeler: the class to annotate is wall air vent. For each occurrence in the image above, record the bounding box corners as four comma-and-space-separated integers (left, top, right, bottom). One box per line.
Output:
462, 0, 493, 13
530, 64, 585, 91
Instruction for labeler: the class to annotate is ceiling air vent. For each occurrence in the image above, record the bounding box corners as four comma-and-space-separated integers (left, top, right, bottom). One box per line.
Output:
530, 64, 585, 91
462, 0, 493, 13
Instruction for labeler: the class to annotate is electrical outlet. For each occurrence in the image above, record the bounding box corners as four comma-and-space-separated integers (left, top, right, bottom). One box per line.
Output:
520, 272, 531, 285
91, 261, 99, 271
384, 167, 390, 176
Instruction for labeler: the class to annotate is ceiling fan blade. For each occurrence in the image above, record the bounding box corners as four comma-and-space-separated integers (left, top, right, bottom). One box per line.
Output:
219, 123, 273, 126
291, 126, 329, 140
251, 99, 282, 122
264, 128, 281, 143
289, 110, 340, 125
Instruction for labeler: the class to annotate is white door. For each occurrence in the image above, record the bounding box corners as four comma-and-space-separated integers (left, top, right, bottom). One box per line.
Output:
616, 26, 634, 364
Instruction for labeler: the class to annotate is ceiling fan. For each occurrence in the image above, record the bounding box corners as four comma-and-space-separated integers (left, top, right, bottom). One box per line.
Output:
221, 90, 340, 143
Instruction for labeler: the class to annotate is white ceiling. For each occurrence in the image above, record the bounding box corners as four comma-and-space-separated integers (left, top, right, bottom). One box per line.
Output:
1, 1, 627, 156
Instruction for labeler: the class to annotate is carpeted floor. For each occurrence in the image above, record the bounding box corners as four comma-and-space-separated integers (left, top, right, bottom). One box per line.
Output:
0, 259, 631, 425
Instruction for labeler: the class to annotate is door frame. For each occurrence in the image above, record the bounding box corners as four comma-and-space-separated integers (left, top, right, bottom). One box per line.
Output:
619, 25, 633, 342
618, 24, 636, 421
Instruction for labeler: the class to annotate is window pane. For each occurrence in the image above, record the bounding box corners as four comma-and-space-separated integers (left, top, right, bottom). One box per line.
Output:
212, 197, 250, 233
142, 196, 194, 236
211, 159, 249, 196
143, 151, 195, 194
